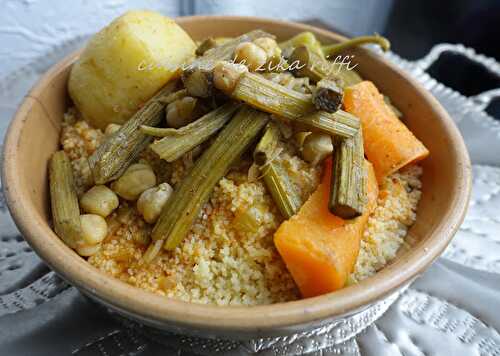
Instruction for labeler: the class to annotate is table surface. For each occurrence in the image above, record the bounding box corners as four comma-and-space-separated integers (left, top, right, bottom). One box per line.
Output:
1, 2, 500, 355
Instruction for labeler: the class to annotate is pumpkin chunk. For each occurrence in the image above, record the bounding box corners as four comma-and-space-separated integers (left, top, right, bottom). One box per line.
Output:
344, 81, 429, 182
274, 159, 378, 297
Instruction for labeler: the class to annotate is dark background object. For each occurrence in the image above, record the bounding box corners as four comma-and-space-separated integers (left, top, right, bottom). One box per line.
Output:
383, 0, 500, 119
426, 52, 500, 97
384, 0, 500, 61
487, 98, 500, 118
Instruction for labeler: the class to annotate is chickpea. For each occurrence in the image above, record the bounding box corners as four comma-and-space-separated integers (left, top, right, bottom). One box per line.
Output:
253, 37, 281, 61
302, 132, 333, 165
76, 243, 102, 257
165, 104, 181, 128
80, 185, 119, 217
137, 183, 173, 223
177, 97, 197, 119
166, 97, 198, 128
104, 123, 121, 135
234, 42, 267, 71
213, 61, 248, 94
111, 163, 156, 200
80, 214, 108, 245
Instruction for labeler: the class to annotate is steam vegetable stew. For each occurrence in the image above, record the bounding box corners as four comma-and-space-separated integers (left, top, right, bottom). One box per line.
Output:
50, 11, 428, 305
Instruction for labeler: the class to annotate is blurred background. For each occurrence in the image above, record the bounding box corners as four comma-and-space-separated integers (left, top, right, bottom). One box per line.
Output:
1, 0, 499, 117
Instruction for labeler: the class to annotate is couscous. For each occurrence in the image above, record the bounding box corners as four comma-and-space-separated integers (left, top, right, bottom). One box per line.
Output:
49, 11, 428, 305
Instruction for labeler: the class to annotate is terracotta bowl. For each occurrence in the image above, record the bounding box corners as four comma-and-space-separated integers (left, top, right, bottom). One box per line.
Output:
2, 16, 471, 340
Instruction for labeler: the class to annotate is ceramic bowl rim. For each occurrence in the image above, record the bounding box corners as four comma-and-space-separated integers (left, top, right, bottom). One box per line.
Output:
1, 15, 471, 333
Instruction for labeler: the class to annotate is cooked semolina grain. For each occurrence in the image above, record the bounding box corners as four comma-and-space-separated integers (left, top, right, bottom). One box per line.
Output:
351, 165, 423, 283
61, 108, 103, 160
60, 109, 103, 195
63, 114, 423, 305
88, 161, 313, 305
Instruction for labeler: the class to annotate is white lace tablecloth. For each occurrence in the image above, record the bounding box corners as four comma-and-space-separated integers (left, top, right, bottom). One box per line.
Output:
1, 4, 500, 355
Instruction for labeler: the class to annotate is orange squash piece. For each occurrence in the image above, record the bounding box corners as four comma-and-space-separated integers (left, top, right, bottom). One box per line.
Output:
344, 81, 429, 182
274, 159, 378, 298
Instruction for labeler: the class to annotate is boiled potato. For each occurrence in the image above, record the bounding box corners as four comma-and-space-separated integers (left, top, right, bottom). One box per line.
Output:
68, 11, 196, 129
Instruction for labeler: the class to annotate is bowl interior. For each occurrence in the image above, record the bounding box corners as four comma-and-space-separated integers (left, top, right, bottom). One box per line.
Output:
2, 16, 471, 338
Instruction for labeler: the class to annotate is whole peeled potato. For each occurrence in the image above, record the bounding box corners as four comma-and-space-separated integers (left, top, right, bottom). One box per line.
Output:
68, 11, 196, 129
